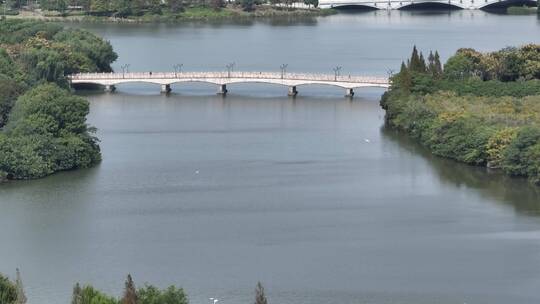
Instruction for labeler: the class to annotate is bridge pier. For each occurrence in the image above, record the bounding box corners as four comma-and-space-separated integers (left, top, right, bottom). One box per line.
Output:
288, 86, 298, 97
345, 88, 354, 98
104, 85, 116, 92
217, 84, 228, 95
161, 84, 171, 93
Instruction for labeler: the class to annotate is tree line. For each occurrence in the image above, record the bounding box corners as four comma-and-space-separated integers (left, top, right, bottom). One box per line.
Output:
0, 19, 117, 182
1, 270, 270, 304
5, 0, 319, 16
381, 44, 540, 185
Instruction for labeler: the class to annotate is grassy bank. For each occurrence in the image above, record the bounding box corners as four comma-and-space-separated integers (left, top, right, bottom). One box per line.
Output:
381, 45, 540, 185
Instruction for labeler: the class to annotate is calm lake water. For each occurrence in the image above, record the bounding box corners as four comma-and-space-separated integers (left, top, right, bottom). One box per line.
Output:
2, 10, 540, 304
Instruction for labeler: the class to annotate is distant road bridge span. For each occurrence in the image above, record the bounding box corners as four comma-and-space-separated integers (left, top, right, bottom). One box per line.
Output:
69, 71, 390, 97
318, 0, 537, 9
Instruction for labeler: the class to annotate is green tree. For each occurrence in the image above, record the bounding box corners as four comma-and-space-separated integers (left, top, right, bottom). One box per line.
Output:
408, 46, 426, 73
0, 20, 113, 182
167, 0, 183, 12
303, 0, 318, 7
211, 0, 225, 10
499, 49, 525, 81
0, 74, 23, 128
443, 53, 474, 80
0, 273, 17, 304
14, 269, 26, 304
148, 0, 162, 14
111, 0, 133, 17
427, 51, 441, 78
434, 51, 443, 76
72, 283, 83, 304
121, 274, 138, 304
80, 285, 118, 304
238, 0, 255, 11
502, 126, 540, 177
397, 61, 412, 92
53, 29, 118, 72
254, 282, 267, 304
90, 0, 110, 13
1, 84, 101, 179
138, 285, 189, 304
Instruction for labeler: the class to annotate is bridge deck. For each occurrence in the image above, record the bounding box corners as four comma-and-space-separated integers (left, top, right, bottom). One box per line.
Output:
69, 71, 390, 96
70, 72, 389, 87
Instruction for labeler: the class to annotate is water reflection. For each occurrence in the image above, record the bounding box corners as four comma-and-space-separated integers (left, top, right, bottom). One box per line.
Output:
381, 126, 540, 216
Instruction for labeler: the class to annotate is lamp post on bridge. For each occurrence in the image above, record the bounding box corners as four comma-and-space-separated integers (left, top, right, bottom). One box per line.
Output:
333, 66, 342, 81
173, 64, 183, 78
280, 63, 288, 79
387, 68, 394, 85
121, 64, 130, 79
226, 62, 235, 78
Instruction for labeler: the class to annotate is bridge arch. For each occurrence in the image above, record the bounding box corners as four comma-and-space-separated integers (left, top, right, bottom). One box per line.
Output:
397, 1, 465, 9
326, 3, 382, 9
478, 0, 536, 9
319, 0, 537, 8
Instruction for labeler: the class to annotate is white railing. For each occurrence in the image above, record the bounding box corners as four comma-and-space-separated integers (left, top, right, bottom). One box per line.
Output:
69, 71, 389, 85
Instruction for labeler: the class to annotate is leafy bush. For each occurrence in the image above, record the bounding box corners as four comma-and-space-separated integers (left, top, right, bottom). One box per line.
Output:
138, 284, 189, 304
0, 273, 17, 304
0, 20, 115, 182
0, 84, 100, 180
383, 45, 540, 185
502, 127, 540, 178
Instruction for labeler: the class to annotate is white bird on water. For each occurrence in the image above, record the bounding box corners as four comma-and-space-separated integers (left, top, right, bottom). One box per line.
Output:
364, 139, 370, 143
210, 298, 219, 304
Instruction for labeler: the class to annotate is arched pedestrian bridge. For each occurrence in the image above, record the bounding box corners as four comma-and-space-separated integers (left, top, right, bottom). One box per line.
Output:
318, 0, 537, 9
68, 71, 390, 97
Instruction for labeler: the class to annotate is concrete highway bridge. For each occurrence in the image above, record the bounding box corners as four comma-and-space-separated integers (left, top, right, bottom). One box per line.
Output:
318, 0, 537, 9
69, 71, 390, 97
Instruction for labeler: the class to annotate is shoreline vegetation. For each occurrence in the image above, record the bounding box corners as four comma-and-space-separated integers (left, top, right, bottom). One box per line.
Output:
381, 45, 540, 185
1, 1, 336, 23
1, 270, 269, 304
506, 5, 538, 15
0, 19, 117, 183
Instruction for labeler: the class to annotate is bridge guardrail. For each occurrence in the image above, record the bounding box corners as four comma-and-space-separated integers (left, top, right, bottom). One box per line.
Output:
68, 72, 389, 85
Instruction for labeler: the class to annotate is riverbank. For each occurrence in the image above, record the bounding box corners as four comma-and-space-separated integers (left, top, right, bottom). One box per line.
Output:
4, 5, 336, 23
381, 45, 540, 185
0, 19, 117, 182
506, 5, 538, 15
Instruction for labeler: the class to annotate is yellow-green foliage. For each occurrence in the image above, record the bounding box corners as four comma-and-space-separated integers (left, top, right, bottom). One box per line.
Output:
382, 89, 540, 185
383, 45, 540, 184
486, 128, 518, 168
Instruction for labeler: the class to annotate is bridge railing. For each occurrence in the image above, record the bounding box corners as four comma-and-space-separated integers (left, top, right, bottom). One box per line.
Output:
68, 71, 389, 84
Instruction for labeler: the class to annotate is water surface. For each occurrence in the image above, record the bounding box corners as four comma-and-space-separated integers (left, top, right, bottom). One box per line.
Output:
1, 10, 540, 304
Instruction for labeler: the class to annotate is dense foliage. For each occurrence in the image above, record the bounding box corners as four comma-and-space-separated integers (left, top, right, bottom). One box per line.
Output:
0, 273, 17, 304
0, 269, 26, 304
3, 271, 190, 304
11, 0, 320, 17
2, 271, 266, 304
0, 19, 117, 181
71, 275, 190, 304
381, 45, 540, 185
